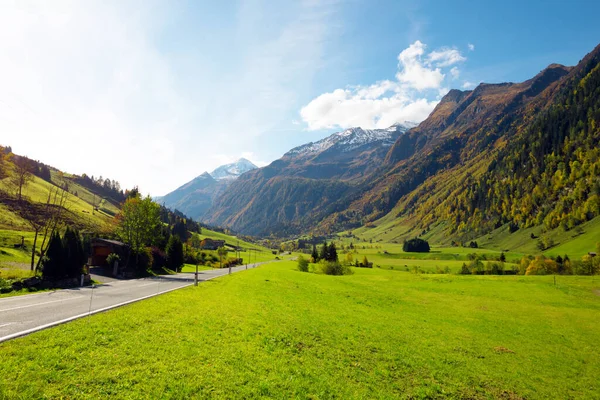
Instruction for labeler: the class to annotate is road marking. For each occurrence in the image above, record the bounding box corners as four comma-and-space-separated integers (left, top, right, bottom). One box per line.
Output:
0, 261, 273, 343
0, 296, 82, 313
0, 323, 14, 328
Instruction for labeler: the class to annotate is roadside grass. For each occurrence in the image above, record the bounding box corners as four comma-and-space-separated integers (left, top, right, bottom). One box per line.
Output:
180, 263, 213, 273
1, 261, 598, 399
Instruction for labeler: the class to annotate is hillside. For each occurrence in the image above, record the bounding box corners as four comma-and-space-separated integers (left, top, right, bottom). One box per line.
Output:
355, 44, 600, 248
204, 43, 600, 254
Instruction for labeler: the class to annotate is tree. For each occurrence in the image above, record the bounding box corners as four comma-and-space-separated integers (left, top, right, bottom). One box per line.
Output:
459, 263, 470, 274
217, 247, 228, 269
327, 242, 338, 262
166, 235, 184, 272
345, 252, 354, 265
319, 242, 328, 261
41, 231, 64, 279
9, 155, 34, 201
171, 219, 188, 242
62, 226, 85, 278
0, 146, 6, 180
115, 195, 161, 253
403, 238, 430, 253
500, 252, 506, 263
311, 244, 319, 262
362, 255, 370, 268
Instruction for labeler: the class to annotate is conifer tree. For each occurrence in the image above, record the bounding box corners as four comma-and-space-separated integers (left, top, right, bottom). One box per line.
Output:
62, 227, 85, 278
327, 242, 338, 262
311, 244, 319, 262
319, 241, 328, 261
42, 231, 64, 279
166, 235, 184, 272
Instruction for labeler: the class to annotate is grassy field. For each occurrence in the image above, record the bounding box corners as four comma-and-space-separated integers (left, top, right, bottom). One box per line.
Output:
1, 261, 598, 399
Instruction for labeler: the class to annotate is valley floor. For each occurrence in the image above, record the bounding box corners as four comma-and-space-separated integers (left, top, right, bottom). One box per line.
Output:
1, 261, 598, 399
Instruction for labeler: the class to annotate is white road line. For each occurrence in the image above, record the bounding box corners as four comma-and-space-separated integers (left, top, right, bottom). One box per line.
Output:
0, 296, 82, 313
0, 322, 14, 328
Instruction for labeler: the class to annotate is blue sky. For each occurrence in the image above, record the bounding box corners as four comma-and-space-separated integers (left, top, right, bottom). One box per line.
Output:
0, 0, 599, 196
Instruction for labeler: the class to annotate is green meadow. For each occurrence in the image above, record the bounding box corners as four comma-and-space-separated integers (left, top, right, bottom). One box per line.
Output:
1, 261, 598, 399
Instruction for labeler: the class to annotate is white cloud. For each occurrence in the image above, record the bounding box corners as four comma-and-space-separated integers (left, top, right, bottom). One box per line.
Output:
468, 43, 475, 51
300, 40, 467, 130
427, 48, 467, 67
462, 81, 476, 89
396, 41, 445, 90
450, 67, 460, 79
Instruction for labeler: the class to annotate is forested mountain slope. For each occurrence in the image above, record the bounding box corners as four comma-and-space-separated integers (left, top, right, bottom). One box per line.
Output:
206, 43, 599, 242
206, 124, 414, 236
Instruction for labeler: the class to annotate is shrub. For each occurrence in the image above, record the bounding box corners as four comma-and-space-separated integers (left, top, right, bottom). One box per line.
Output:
489, 262, 504, 275
130, 247, 153, 272
297, 255, 309, 272
150, 247, 166, 270
317, 261, 353, 276
459, 263, 470, 274
106, 253, 121, 267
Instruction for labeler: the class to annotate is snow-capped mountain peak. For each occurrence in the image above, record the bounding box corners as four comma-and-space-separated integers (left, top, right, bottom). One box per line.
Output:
210, 158, 258, 181
285, 122, 416, 157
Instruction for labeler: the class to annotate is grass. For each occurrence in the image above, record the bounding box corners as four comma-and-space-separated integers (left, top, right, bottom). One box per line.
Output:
1, 261, 598, 399
0, 173, 117, 232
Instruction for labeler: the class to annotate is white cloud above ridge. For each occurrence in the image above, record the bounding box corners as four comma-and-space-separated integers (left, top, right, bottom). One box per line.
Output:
300, 40, 468, 130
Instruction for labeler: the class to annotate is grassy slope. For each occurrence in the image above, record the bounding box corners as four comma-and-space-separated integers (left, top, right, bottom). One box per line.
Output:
0, 262, 598, 399
0, 173, 119, 270
352, 210, 600, 260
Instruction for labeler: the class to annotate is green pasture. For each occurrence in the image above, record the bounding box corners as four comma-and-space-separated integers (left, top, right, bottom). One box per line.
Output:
1, 261, 598, 399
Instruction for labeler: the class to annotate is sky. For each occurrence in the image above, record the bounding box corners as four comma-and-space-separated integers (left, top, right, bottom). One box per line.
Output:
1, 0, 599, 196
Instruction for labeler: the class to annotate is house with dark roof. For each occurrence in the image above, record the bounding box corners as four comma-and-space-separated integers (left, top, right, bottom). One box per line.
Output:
200, 239, 226, 250
90, 238, 128, 266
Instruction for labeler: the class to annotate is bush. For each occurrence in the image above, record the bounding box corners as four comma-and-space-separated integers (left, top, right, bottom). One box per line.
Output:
297, 255, 309, 272
130, 247, 153, 272
150, 247, 166, 270
106, 253, 121, 268
317, 261, 353, 276
459, 263, 470, 274
403, 238, 430, 253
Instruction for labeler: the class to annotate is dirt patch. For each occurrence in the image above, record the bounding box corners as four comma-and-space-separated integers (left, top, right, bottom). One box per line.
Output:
593, 289, 600, 297
494, 346, 515, 354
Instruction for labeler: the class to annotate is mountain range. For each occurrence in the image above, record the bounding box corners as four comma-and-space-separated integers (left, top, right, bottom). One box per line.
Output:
171, 43, 600, 244
155, 158, 257, 220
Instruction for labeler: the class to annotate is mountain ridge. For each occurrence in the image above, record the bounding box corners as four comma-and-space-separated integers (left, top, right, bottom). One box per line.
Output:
205, 43, 600, 239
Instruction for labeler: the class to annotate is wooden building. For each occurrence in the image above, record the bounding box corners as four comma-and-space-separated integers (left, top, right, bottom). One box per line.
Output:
200, 239, 226, 250
90, 238, 128, 266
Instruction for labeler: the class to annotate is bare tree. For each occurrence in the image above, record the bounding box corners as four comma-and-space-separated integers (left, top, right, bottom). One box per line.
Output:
9, 156, 34, 201
22, 185, 70, 271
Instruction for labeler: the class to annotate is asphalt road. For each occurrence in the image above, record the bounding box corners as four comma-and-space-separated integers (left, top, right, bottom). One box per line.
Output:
0, 263, 265, 343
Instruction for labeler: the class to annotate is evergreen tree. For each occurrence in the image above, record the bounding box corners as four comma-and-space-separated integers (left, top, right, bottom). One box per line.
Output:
42, 231, 64, 279
311, 244, 319, 262
500, 252, 506, 263
327, 242, 338, 262
319, 241, 328, 261
171, 219, 187, 242
166, 235, 184, 272
62, 227, 85, 278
